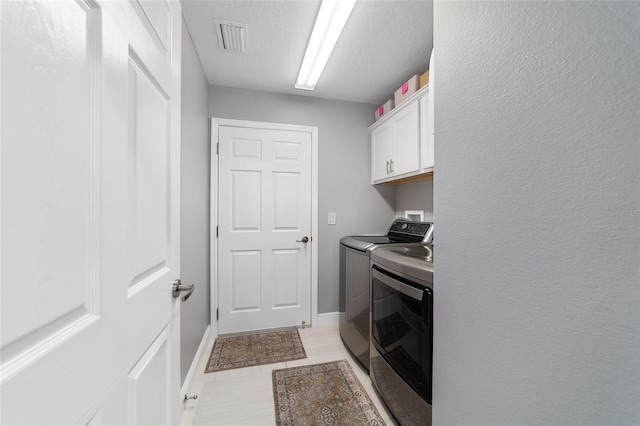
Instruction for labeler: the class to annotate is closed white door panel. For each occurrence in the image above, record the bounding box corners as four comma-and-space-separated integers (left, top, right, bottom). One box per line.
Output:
420, 95, 433, 170
371, 122, 393, 182
218, 126, 311, 334
392, 101, 421, 176
1, 1, 182, 424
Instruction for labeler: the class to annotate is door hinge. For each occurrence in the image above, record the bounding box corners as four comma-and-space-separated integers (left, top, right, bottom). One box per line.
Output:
216, 308, 219, 320
216, 142, 219, 155
216, 226, 219, 238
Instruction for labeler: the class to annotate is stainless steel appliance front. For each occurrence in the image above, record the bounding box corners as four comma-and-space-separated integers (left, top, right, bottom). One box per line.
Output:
370, 245, 433, 426
339, 220, 433, 373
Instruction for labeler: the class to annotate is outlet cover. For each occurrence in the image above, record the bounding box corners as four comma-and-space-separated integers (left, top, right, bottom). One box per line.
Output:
328, 212, 336, 225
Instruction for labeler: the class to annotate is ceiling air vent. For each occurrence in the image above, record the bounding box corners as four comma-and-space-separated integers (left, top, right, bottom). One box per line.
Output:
214, 19, 247, 54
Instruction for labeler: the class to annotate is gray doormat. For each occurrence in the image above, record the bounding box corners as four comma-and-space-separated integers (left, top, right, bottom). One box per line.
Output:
205, 329, 306, 373
272, 360, 386, 425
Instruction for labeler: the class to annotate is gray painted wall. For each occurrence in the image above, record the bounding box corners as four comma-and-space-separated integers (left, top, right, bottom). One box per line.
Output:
180, 19, 210, 385
209, 85, 396, 313
395, 179, 434, 223
433, 2, 639, 424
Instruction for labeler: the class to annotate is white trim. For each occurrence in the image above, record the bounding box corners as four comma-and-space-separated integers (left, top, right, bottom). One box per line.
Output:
311, 126, 319, 328
209, 120, 219, 336
368, 84, 429, 131
209, 118, 319, 333
180, 325, 211, 397
316, 312, 344, 327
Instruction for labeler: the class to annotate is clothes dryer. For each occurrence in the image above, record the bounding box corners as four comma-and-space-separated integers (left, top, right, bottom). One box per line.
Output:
339, 219, 433, 372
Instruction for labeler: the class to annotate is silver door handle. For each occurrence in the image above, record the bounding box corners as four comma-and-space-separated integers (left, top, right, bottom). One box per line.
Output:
372, 268, 424, 301
386, 160, 390, 174
172, 279, 194, 302
296, 236, 309, 243
390, 159, 394, 173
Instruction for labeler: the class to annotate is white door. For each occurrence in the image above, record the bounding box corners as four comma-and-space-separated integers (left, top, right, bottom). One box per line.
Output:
217, 124, 313, 335
371, 121, 393, 182
1, 1, 182, 424
392, 100, 421, 176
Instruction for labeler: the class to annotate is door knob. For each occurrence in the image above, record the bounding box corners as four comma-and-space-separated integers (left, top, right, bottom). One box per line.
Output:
296, 236, 309, 243
172, 279, 195, 302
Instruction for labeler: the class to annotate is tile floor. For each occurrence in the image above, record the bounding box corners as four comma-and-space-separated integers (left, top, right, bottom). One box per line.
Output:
181, 325, 398, 425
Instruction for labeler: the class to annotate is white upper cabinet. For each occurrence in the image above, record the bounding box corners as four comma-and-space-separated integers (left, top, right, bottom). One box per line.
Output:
420, 96, 434, 172
392, 100, 421, 176
371, 121, 394, 181
370, 85, 432, 184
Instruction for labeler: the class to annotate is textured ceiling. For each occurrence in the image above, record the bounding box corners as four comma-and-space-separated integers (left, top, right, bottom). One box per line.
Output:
181, 0, 433, 106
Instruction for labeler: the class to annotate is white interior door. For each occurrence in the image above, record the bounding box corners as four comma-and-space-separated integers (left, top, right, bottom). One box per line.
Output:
217, 124, 313, 335
1, 1, 182, 424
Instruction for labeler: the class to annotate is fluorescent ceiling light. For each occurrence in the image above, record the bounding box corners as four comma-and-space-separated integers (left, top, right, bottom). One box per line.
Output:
295, 0, 357, 91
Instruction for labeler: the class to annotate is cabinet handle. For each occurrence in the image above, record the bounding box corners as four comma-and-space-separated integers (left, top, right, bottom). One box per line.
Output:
390, 159, 394, 174
386, 160, 390, 174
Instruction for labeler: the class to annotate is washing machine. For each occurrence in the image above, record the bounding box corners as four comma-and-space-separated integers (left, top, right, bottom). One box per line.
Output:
339, 219, 433, 372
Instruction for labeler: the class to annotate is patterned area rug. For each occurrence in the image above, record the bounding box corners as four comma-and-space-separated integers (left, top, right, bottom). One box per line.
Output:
272, 360, 386, 425
205, 329, 306, 373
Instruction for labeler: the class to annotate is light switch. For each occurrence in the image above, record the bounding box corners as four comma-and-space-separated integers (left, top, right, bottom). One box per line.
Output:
328, 212, 337, 225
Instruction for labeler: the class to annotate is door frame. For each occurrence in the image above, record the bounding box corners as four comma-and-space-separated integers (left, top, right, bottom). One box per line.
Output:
209, 118, 318, 337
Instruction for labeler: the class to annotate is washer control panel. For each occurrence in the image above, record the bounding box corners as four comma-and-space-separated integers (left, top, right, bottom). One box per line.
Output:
387, 219, 433, 243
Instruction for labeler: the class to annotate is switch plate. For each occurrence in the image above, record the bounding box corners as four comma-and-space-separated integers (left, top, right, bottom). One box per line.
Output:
328, 212, 336, 225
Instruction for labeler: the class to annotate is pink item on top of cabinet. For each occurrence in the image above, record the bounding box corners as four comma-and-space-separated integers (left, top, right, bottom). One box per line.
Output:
394, 74, 420, 107
374, 99, 394, 121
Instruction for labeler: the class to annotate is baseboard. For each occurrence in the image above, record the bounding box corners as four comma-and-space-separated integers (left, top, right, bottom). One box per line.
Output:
315, 312, 345, 327
181, 325, 211, 397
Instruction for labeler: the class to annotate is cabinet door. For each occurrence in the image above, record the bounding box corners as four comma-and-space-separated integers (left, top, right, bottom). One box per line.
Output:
391, 100, 421, 176
371, 120, 393, 182
420, 95, 434, 170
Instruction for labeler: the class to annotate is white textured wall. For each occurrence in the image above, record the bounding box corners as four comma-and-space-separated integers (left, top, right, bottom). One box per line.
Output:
433, 2, 639, 425
180, 19, 210, 385
209, 86, 396, 313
